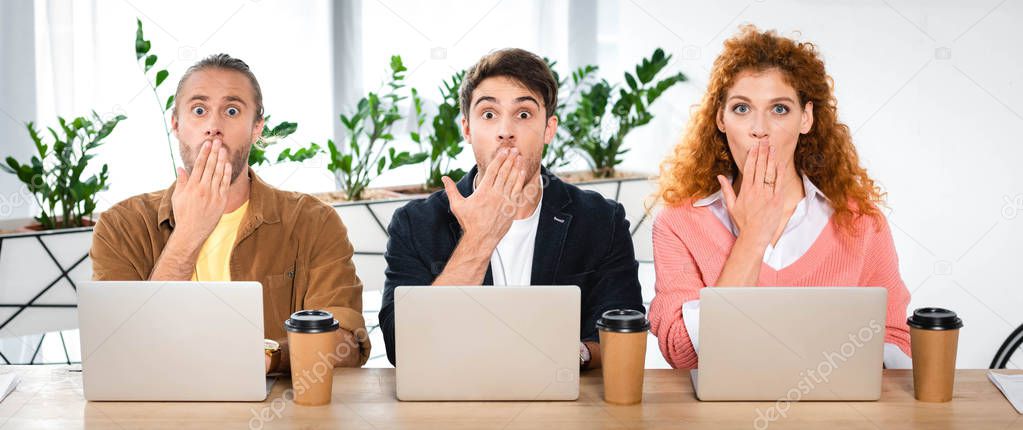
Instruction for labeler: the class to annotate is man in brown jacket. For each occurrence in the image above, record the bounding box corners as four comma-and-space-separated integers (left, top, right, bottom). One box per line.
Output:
90, 54, 369, 372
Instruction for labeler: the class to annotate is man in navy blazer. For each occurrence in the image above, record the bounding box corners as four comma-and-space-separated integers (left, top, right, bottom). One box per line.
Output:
379, 48, 644, 368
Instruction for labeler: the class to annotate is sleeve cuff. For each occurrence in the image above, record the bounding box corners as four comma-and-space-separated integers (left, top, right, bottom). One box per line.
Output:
682, 299, 701, 354
326, 306, 372, 366
883, 342, 913, 369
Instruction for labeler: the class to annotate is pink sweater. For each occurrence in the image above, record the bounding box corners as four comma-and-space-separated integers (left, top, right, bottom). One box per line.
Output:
649, 201, 913, 369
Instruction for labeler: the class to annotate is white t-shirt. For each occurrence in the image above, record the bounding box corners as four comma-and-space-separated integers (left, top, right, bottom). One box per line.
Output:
491, 190, 542, 286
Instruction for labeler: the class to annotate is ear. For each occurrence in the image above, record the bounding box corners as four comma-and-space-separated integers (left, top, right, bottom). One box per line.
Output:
170, 112, 180, 139
461, 116, 471, 144
716, 106, 726, 133
543, 115, 558, 146
252, 115, 265, 143
800, 101, 814, 134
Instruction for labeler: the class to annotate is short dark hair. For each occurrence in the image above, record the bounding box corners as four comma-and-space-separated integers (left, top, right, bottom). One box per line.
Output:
174, 53, 264, 120
460, 48, 558, 121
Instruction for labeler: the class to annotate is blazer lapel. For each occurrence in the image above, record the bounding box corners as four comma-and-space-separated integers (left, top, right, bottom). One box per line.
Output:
531, 168, 572, 285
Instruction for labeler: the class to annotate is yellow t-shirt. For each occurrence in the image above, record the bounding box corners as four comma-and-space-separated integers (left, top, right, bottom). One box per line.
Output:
192, 201, 249, 281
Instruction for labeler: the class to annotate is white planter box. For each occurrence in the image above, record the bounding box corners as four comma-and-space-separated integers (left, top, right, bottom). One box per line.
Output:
0, 222, 91, 364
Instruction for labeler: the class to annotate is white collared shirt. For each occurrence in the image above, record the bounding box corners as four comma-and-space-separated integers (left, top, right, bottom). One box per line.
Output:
682, 175, 913, 368
694, 174, 833, 270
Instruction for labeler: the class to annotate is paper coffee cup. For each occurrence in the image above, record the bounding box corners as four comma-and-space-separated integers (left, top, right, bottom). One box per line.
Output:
285, 310, 340, 406
908, 307, 963, 403
597, 309, 650, 405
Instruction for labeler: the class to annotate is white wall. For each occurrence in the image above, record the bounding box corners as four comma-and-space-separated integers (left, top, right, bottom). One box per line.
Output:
0, 0, 38, 220
600, 0, 1023, 369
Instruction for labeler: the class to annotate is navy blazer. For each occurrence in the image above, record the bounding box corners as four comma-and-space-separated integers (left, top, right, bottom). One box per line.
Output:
378, 166, 645, 365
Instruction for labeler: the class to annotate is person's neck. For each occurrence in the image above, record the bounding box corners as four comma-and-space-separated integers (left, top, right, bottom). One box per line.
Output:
224, 167, 251, 213
777, 168, 805, 209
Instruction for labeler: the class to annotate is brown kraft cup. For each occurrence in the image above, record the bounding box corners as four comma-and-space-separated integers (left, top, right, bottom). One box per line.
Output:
285, 310, 340, 406
597, 309, 650, 405
908, 308, 963, 402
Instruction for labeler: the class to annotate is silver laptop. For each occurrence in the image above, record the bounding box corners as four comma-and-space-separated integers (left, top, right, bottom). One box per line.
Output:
78, 281, 268, 401
394, 285, 580, 401
693, 287, 887, 401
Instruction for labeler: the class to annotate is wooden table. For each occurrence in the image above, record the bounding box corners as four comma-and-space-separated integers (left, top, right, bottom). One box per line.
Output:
0, 366, 1020, 429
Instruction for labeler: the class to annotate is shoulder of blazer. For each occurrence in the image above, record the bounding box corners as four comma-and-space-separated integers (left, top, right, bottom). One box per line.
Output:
392, 190, 452, 228
554, 178, 622, 226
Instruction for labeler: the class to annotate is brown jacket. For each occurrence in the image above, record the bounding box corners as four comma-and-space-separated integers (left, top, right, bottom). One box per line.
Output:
90, 172, 370, 367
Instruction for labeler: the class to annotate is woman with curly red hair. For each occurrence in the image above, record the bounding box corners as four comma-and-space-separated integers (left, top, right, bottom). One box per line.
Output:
649, 26, 913, 369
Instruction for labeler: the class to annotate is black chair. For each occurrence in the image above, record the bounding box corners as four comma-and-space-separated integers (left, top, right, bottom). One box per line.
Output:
990, 323, 1023, 369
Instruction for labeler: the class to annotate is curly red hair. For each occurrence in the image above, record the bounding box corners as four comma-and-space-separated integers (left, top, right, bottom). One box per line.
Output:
657, 25, 885, 233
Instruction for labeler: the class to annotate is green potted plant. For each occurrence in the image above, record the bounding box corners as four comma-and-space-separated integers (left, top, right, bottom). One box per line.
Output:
542, 59, 598, 171
569, 48, 686, 179
1, 112, 126, 230
409, 70, 468, 191
323, 55, 424, 201
545, 60, 601, 172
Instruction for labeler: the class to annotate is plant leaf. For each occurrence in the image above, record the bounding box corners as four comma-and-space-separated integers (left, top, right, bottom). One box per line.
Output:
624, 73, 638, 91
389, 55, 407, 74
248, 145, 268, 166
134, 19, 150, 60
155, 70, 169, 87
277, 142, 321, 163
341, 154, 352, 172
265, 120, 298, 139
